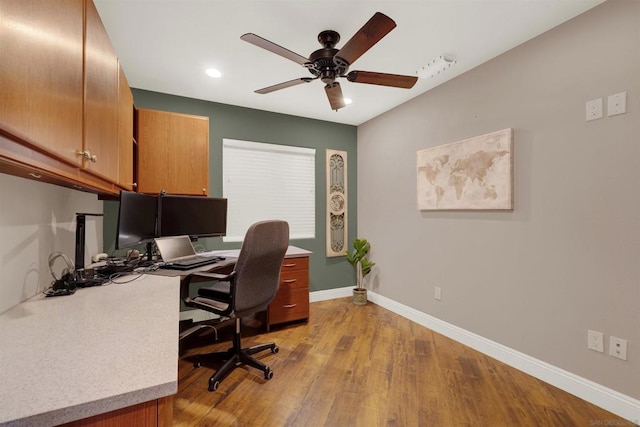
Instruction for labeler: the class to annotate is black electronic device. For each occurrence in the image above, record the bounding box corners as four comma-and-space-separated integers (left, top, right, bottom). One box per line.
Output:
158, 195, 227, 238
116, 191, 158, 250
75, 213, 104, 271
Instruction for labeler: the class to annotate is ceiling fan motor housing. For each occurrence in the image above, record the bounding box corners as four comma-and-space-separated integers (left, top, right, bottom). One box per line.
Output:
306, 30, 349, 84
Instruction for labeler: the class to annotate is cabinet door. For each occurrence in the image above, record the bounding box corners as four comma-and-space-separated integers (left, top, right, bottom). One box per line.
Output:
117, 63, 134, 190
136, 108, 209, 195
0, 0, 83, 166
83, 0, 119, 183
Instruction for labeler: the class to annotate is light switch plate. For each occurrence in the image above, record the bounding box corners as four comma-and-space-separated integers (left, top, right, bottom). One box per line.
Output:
608, 92, 627, 116
586, 98, 603, 121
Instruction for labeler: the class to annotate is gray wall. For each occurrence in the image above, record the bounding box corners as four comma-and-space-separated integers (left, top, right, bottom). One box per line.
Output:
358, 0, 639, 398
104, 90, 358, 292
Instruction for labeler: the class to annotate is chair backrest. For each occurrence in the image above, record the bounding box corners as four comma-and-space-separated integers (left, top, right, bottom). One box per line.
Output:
233, 220, 289, 317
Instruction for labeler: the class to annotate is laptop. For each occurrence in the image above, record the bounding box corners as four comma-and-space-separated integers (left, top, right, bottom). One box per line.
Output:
154, 236, 222, 270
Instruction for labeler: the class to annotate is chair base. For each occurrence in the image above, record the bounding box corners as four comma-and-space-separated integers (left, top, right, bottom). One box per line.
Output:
193, 319, 279, 391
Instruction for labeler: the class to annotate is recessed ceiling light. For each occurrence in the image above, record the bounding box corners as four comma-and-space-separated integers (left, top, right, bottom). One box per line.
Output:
344, 98, 353, 105
205, 68, 222, 78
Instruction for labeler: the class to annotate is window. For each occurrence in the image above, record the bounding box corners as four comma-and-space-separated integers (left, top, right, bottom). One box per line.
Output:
222, 139, 315, 242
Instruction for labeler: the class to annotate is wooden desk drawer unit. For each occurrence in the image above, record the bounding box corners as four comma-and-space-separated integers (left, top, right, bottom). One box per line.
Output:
267, 256, 309, 331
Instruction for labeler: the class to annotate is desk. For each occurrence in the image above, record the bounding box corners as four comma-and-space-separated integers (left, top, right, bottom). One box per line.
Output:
152, 246, 312, 330
0, 274, 180, 426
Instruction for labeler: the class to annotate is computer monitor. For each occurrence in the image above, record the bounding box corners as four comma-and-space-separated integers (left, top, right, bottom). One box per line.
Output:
158, 195, 227, 238
116, 191, 158, 250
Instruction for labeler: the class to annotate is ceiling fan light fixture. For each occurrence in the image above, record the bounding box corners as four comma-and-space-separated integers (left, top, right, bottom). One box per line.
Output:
205, 68, 222, 78
416, 55, 456, 79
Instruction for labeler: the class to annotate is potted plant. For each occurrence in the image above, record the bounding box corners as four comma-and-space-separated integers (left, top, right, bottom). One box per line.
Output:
346, 238, 375, 306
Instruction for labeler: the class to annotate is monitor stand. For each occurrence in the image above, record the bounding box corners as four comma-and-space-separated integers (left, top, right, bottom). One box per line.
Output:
74, 212, 104, 286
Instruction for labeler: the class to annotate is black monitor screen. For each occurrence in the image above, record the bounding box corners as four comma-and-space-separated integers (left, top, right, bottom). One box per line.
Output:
159, 195, 227, 238
116, 191, 158, 250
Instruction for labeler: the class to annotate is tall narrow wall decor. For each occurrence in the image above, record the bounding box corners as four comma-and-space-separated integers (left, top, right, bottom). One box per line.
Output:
326, 150, 347, 257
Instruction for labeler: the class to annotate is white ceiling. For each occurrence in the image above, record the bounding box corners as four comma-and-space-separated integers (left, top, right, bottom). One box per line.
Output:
94, 0, 604, 126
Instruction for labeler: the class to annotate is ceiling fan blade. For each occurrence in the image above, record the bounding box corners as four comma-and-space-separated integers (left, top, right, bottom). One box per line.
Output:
347, 71, 418, 89
335, 12, 396, 66
241, 33, 309, 66
325, 82, 346, 111
255, 77, 314, 94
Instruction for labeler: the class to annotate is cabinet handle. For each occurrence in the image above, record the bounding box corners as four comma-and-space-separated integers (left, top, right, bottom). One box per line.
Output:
76, 150, 97, 162
202, 188, 206, 194
282, 304, 297, 309
283, 279, 297, 284
28, 173, 42, 179
132, 183, 137, 188
282, 263, 296, 268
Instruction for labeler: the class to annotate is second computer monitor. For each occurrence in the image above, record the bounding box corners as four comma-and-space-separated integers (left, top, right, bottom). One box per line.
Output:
159, 195, 227, 238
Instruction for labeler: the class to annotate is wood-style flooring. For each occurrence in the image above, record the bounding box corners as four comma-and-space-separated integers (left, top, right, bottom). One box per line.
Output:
174, 298, 631, 426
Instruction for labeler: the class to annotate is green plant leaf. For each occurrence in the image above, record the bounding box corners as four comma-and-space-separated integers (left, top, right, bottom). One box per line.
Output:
360, 258, 375, 277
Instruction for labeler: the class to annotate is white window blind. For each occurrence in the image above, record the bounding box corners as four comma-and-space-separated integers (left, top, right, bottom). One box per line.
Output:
223, 139, 315, 242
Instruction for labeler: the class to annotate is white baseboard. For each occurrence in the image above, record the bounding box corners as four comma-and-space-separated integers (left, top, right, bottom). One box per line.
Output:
182, 287, 639, 422
310, 285, 352, 302
362, 291, 640, 424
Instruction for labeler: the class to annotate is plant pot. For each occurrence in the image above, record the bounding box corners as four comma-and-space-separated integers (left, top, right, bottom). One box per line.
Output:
352, 288, 367, 306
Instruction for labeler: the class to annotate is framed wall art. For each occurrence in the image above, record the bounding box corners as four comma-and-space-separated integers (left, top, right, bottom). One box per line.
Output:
326, 150, 347, 257
417, 128, 513, 210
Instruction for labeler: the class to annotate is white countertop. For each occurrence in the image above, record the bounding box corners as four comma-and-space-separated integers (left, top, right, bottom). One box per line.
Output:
203, 245, 312, 259
149, 245, 313, 278
0, 274, 180, 426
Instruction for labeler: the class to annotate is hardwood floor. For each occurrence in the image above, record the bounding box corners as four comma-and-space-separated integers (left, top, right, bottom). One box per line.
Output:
174, 298, 631, 426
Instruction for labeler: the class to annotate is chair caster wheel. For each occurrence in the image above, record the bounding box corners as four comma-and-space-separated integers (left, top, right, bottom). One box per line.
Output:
209, 380, 220, 391
264, 368, 274, 380
272, 346, 279, 354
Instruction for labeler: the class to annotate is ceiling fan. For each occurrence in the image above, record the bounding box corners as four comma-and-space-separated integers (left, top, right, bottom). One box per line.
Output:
240, 12, 418, 111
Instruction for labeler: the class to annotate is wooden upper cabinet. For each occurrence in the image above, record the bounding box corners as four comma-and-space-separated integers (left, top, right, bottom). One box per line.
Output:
117, 63, 134, 190
0, 0, 84, 166
83, 0, 119, 183
136, 108, 209, 196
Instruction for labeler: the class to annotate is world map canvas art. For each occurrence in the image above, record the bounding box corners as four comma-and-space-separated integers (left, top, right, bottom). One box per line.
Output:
417, 128, 513, 210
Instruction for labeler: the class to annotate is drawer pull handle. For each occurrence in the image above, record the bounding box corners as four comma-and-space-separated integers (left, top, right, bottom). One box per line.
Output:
282, 263, 297, 268
283, 279, 297, 284
283, 304, 297, 309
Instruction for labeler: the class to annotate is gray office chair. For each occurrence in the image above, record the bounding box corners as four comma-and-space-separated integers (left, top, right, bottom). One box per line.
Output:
181, 220, 289, 391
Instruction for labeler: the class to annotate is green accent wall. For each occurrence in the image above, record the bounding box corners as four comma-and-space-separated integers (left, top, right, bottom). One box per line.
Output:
104, 89, 358, 292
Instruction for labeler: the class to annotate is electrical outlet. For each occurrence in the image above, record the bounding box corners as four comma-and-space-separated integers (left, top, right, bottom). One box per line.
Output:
587, 330, 604, 353
609, 336, 628, 361
607, 92, 627, 116
434, 286, 442, 301
586, 98, 603, 121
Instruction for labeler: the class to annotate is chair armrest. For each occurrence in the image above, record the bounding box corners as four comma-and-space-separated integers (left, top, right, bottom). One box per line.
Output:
181, 271, 236, 301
